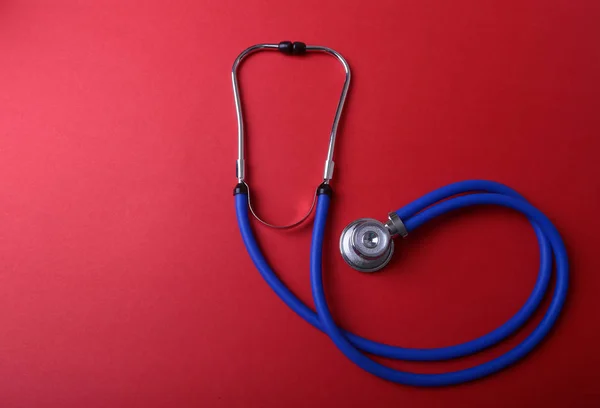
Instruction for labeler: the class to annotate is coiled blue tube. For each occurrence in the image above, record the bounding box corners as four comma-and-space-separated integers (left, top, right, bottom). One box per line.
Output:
235, 180, 568, 386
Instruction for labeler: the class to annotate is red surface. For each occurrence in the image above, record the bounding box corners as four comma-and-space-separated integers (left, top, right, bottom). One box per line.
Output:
1, 1, 600, 407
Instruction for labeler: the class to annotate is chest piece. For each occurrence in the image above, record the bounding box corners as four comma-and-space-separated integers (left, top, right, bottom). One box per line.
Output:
339, 218, 394, 272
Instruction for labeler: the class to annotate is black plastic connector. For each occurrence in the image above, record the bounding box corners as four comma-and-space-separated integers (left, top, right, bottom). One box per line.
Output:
316, 183, 333, 196
233, 183, 248, 195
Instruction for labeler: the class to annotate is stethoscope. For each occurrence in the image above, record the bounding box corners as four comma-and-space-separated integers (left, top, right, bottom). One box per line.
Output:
232, 41, 569, 386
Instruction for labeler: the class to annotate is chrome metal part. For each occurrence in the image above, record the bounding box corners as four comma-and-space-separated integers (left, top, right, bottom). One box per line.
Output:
339, 218, 394, 272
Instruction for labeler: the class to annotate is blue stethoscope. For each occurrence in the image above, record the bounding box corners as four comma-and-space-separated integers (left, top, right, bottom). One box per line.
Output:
232, 41, 568, 386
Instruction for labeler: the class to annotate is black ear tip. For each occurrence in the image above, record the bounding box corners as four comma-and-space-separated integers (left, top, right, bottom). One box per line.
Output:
278, 41, 293, 54
292, 42, 307, 55
279, 41, 307, 56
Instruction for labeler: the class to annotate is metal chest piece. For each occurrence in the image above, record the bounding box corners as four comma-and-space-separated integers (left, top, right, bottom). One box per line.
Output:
340, 212, 408, 273
339, 218, 394, 272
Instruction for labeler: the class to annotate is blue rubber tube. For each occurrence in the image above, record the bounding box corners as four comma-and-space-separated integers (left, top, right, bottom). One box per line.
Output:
235, 180, 568, 386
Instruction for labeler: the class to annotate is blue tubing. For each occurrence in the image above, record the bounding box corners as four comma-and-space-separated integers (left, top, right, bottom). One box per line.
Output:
235, 180, 568, 386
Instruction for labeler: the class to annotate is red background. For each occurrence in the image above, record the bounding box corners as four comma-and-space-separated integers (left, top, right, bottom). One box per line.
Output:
1, 1, 599, 407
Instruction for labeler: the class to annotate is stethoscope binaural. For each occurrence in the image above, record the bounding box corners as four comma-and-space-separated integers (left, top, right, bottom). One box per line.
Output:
232, 41, 569, 386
